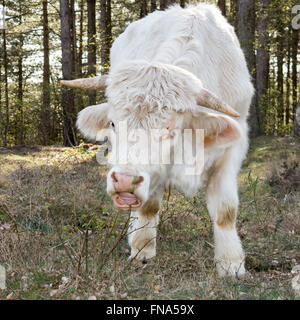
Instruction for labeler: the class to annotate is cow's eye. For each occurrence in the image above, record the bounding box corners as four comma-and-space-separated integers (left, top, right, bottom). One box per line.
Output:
110, 121, 115, 129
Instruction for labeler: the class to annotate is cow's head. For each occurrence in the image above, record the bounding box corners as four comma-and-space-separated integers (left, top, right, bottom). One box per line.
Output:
61, 61, 241, 210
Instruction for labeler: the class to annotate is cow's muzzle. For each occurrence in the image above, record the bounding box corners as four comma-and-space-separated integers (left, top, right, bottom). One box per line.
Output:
111, 172, 144, 210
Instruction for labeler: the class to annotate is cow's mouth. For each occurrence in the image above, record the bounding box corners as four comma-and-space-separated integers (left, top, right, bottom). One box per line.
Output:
113, 192, 142, 210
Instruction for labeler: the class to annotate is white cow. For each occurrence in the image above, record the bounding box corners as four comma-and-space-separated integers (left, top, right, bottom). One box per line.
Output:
61, 4, 254, 277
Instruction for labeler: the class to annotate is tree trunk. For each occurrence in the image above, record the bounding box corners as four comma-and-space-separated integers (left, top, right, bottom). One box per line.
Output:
285, 27, 291, 127
292, 27, 299, 133
77, 0, 84, 116
160, 0, 176, 10
87, 0, 96, 105
237, 0, 258, 136
294, 101, 300, 136
140, 0, 148, 18
255, 0, 269, 135
16, 35, 24, 145
70, 0, 78, 80
100, 0, 107, 73
100, 0, 112, 75
50, 74, 61, 142
151, 0, 157, 12
237, 0, 255, 78
276, 14, 284, 130
218, 0, 226, 17
229, 0, 238, 32
13, 2, 24, 145
78, 0, 84, 78
60, 0, 77, 146
106, 0, 112, 54
2, 16, 9, 147
42, 0, 51, 145
0, 56, 2, 146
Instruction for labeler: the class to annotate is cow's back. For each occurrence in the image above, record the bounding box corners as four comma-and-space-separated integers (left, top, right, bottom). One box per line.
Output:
110, 4, 254, 119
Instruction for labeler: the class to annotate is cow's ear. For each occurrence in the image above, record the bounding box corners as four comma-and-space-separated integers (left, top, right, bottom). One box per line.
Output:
76, 103, 110, 141
191, 113, 242, 149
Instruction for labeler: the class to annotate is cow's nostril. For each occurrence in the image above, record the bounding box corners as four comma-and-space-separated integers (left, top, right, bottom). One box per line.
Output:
111, 171, 118, 182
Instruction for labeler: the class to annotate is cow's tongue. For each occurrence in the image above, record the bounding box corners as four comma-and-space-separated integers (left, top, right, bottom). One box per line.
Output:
114, 192, 140, 208
118, 192, 138, 205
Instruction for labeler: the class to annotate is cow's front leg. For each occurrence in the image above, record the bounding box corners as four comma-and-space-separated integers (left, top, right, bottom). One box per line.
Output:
128, 197, 160, 261
206, 157, 245, 277
212, 212, 245, 278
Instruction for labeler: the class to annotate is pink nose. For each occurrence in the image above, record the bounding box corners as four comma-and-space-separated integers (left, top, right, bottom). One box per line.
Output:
111, 172, 144, 210
111, 172, 144, 193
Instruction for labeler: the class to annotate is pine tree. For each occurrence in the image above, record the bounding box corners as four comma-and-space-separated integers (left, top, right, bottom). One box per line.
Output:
100, 0, 112, 74
2, 0, 9, 146
41, 0, 51, 145
87, 0, 96, 105
256, 0, 269, 134
60, 0, 77, 146
237, 0, 258, 136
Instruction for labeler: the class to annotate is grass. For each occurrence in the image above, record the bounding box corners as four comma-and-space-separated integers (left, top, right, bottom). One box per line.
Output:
0, 136, 299, 300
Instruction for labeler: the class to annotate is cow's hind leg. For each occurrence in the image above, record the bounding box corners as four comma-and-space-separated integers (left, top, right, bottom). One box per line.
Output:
206, 149, 246, 278
128, 197, 160, 261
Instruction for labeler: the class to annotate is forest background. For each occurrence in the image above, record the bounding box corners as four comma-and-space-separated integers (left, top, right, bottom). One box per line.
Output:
0, 0, 299, 147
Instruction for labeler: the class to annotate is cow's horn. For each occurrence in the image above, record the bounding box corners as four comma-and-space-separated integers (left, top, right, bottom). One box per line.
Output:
60, 75, 107, 90
196, 88, 240, 117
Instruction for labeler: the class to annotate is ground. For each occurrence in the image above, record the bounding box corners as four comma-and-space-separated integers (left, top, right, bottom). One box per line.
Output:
0, 136, 299, 300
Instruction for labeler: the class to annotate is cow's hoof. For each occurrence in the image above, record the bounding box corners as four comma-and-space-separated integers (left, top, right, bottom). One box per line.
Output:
129, 248, 156, 261
216, 259, 246, 278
